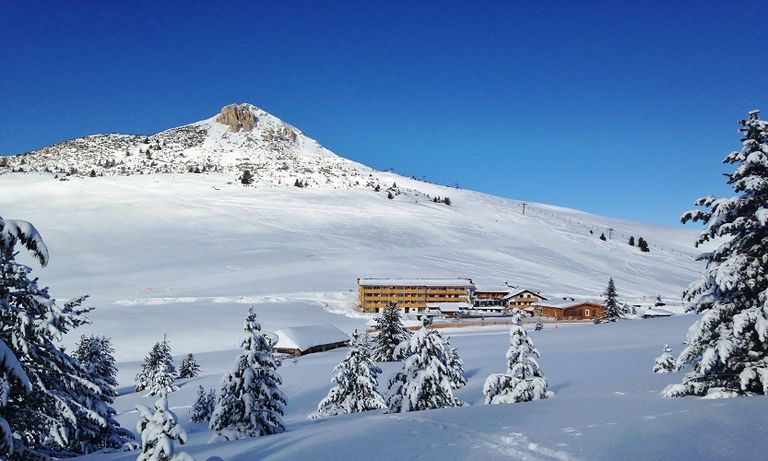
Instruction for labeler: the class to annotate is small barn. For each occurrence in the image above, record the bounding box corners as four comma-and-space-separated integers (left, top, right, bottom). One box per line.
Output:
273, 324, 350, 357
532, 299, 606, 321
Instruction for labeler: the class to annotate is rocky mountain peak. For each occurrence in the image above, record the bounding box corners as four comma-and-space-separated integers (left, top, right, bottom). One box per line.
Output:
216, 104, 258, 133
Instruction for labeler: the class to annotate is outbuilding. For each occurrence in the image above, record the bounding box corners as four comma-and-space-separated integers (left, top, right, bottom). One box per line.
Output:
532, 299, 606, 321
273, 324, 350, 357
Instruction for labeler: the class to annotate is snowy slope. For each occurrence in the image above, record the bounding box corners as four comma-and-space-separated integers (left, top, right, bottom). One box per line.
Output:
1, 171, 700, 360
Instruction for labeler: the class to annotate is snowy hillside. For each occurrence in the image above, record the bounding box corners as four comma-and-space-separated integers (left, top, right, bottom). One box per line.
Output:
1, 169, 700, 360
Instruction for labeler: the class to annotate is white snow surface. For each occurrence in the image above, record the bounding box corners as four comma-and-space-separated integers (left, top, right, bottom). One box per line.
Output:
0, 170, 702, 360
76, 317, 768, 461
273, 324, 349, 352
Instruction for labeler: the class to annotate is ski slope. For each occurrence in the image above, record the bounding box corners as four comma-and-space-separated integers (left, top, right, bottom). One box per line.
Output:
1, 172, 700, 360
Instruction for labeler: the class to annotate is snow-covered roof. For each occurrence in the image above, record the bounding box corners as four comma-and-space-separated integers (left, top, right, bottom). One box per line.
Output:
473, 286, 512, 294
502, 289, 547, 300
533, 299, 603, 309
358, 277, 474, 287
427, 302, 470, 312
642, 309, 674, 317
274, 324, 349, 352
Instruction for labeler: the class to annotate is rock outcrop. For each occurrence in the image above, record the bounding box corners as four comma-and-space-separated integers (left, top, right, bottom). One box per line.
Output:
216, 104, 258, 132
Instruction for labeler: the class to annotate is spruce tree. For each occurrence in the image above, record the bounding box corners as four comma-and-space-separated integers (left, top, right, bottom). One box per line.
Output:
445, 343, 466, 390
179, 353, 201, 379
240, 170, 254, 185
599, 233, 607, 241
653, 344, 676, 374
629, 236, 635, 246
373, 301, 411, 361
666, 110, 768, 398
72, 335, 134, 452
0, 217, 111, 456
310, 331, 386, 418
601, 277, 621, 322
637, 237, 650, 252
136, 336, 179, 396
655, 295, 666, 307
190, 386, 216, 423
209, 307, 286, 440
0, 339, 31, 458
136, 392, 195, 461
483, 312, 552, 404
386, 319, 463, 412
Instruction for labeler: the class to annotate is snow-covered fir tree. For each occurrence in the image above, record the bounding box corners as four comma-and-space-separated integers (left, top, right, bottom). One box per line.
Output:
72, 335, 134, 452
445, 343, 467, 390
653, 344, 676, 374
179, 353, 201, 379
666, 110, 768, 398
190, 386, 216, 423
373, 301, 411, 362
310, 330, 386, 419
136, 336, 179, 396
387, 319, 463, 413
483, 312, 553, 404
209, 307, 286, 440
136, 392, 195, 461
0, 217, 116, 456
0, 338, 31, 458
601, 277, 622, 322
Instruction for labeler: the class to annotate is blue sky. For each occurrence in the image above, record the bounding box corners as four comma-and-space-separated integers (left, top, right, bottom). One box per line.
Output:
1, 1, 766, 226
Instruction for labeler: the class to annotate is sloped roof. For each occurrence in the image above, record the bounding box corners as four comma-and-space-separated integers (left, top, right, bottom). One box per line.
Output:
533, 299, 603, 309
358, 277, 474, 287
274, 324, 349, 352
502, 289, 548, 300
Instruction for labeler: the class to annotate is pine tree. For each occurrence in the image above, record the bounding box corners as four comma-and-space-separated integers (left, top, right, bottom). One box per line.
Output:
373, 302, 411, 361
666, 110, 768, 398
443, 197, 452, 206
653, 344, 676, 374
72, 335, 134, 452
535, 317, 544, 331
444, 343, 466, 390
240, 170, 254, 185
179, 353, 201, 379
136, 336, 179, 396
599, 233, 607, 241
601, 277, 621, 322
387, 191, 394, 199
0, 217, 112, 456
310, 331, 386, 418
386, 319, 463, 412
629, 236, 635, 246
0, 339, 31, 458
209, 307, 286, 440
483, 312, 552, 404
637, 237, 650, 252
136, 392, 195, 461
190, 386, 216, 423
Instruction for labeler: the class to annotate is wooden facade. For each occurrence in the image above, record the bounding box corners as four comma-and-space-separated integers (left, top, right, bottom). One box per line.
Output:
358, 278, 475, 313
503, 290, 547, 310
534, 301, 605, 321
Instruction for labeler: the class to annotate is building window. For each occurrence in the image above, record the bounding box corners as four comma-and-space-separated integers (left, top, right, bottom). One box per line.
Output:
584, 309, 590, 317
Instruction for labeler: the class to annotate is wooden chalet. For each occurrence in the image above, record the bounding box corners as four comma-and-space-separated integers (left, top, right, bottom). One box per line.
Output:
273, 324, 349, 357
357, 277, 475, 313
502, 289, 547, 310
532, 298, 606, 321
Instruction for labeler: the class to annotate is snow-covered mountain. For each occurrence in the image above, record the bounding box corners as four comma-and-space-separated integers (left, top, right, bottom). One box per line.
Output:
0, 104, 703, 359
0, 103, 377, 188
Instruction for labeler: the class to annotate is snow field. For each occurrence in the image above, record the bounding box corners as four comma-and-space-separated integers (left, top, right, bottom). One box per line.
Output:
80, 316, 768, 461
